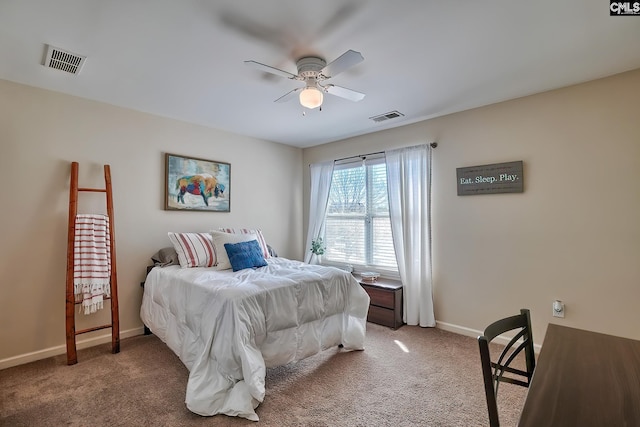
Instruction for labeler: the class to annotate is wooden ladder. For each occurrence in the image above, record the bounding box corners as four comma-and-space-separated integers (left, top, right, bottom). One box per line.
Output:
65, 162, 120, 365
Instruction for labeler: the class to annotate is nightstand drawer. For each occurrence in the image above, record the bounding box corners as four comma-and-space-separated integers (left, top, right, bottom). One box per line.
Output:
364, 286, 395, 309
368, 305, 396, 328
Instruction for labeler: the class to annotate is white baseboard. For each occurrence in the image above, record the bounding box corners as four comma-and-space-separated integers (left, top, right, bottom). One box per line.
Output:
436, 320, 542, 353
3, 321, 540, 370
436, 320, 483, 339
0, 327, 145, 370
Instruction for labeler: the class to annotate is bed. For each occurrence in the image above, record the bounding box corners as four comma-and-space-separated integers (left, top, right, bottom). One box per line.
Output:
140, 255, 370, 421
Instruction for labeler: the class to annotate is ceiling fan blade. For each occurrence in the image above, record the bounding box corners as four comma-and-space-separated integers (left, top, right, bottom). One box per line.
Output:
324, 84, 365, 102
220, 11, 290, 51
320, 49, 364, 79
314, 3, 362, 40
274, 87, 302, 103
245, 60, 298, 79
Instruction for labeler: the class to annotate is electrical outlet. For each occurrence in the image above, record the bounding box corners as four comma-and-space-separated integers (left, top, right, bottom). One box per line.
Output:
553, 300, 565, 318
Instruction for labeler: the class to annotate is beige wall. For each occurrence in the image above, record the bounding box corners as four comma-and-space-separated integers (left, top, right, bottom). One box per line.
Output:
2, 69, 639, 368
303, 69, 640, 345
0, 80, 303, 366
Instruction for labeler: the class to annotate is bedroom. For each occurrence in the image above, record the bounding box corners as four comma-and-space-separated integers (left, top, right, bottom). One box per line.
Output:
1, 1, 640, 424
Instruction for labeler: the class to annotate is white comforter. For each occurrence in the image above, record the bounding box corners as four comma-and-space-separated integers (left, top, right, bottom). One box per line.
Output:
140, 257, 369, 420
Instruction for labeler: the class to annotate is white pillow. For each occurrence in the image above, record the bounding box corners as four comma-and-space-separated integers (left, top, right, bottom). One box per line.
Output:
217, 227, 270, 259
210, 230, 258, 270
167, 232, 216, 268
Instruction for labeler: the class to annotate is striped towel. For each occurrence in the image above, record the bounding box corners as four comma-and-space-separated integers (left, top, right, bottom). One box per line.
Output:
73, 214, 111, 315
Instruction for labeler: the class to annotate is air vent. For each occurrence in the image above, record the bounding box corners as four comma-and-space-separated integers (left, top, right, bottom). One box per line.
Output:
369, 110, 404, 123
44, 45, 86, 75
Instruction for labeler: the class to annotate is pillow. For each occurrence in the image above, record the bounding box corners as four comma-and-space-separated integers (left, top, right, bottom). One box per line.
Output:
151, 247, 179, 267
167, 232, 216, 268
267, 244, 278, 258
218, 228, 270, 259
210, 230, 258, 270
224, 240, 268, 272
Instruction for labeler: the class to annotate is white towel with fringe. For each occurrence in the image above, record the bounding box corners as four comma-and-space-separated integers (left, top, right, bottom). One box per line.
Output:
73, 214, 111, 314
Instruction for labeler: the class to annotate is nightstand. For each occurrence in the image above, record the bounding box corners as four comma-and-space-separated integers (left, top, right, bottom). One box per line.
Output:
356, 275, 404, 329
140, 265, 155, 335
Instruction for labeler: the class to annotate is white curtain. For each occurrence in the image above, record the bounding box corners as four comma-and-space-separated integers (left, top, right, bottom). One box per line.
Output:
305, 161, 334, 264
385, 144, 435, 327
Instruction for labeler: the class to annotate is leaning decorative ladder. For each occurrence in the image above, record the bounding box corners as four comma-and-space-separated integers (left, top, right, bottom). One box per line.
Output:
65, 162, 120, 365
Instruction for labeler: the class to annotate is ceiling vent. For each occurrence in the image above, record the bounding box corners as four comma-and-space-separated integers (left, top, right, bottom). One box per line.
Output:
43, 45, 86, 75
369, 110, 404, 123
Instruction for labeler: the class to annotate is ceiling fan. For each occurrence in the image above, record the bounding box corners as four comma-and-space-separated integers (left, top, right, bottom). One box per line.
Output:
245, 49, 365, 110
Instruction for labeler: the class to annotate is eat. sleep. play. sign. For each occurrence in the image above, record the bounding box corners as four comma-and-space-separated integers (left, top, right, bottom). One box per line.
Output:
456, 161, 523, 195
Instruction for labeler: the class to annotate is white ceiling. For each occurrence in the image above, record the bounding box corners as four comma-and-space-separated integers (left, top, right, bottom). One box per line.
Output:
1, 1, 639, 148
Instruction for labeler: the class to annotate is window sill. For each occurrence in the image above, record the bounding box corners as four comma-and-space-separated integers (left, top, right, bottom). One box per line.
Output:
321, 261, 399, 280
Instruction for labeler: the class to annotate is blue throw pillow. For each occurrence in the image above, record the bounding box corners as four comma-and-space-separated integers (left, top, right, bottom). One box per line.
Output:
224, 239, 268, 272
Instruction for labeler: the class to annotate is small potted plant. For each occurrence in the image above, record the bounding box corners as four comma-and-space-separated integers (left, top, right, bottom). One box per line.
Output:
310, 237, 326, 263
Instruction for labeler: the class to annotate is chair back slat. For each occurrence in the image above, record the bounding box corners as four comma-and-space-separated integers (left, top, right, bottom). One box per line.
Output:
477, 309, 536, 427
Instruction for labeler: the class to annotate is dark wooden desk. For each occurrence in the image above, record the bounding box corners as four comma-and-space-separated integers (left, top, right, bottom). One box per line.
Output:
518, 324, 640, 427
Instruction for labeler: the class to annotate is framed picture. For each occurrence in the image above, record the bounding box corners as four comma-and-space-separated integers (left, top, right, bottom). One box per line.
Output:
164, 153, 230, 212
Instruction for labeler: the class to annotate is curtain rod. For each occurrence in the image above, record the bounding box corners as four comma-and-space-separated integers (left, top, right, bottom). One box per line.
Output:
333, 142, 437, 163
334, 150, 384, 163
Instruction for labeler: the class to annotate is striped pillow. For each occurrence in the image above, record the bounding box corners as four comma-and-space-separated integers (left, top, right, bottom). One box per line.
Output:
167, 232, 216, 268
217, 228, 270, 259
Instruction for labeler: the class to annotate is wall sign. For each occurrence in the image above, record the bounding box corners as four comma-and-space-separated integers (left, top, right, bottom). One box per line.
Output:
456, 161, 523, 195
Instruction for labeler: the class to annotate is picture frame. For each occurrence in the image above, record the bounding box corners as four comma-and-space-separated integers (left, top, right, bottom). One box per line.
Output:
164, 153, 230, 212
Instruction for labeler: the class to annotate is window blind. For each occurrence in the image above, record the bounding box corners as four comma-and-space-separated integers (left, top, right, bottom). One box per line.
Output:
324, 157, 398, 272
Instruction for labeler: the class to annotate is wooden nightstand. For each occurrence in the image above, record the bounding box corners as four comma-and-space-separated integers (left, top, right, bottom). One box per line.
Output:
356, 275, 404, 329
140, 265, 155, 335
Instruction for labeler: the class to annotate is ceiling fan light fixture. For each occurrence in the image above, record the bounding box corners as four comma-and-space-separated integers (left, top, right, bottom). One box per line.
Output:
299, 87, 323, 109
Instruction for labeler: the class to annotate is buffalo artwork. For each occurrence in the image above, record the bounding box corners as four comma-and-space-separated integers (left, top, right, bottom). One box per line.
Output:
175, 174, 225, 206
165, 154, 230, 212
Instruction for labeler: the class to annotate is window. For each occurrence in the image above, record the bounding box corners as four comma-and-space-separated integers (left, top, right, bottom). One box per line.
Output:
324, 157, 398, 272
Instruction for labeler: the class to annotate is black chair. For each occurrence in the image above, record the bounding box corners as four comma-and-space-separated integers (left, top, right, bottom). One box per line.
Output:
477, 309, 536, 427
